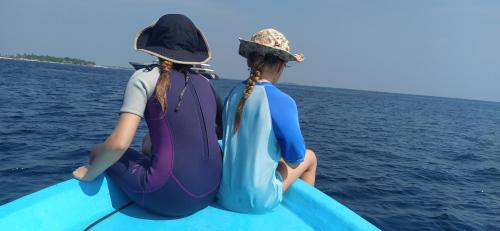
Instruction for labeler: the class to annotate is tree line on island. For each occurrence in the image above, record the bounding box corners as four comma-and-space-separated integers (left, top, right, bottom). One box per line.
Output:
0, 53, 96, 66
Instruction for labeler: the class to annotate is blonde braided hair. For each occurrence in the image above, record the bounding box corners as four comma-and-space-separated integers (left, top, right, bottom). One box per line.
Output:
233, 53, 282, 133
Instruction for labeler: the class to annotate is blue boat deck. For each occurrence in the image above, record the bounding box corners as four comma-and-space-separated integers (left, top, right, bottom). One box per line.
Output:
93, 202, 312, 230
0, 175, 379, 230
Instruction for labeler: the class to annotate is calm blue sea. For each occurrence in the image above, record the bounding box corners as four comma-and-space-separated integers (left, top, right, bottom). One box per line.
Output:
1, 59, 499, 230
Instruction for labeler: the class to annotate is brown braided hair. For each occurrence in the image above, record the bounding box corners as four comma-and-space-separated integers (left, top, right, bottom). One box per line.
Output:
155, 59, 174, 112
233, 53, 283, 133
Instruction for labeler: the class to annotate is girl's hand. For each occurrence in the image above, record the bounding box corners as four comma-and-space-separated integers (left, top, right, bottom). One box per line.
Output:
72, 165, 96, 182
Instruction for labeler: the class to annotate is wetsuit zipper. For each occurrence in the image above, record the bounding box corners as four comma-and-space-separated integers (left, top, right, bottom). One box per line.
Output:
174, 72, 191, 112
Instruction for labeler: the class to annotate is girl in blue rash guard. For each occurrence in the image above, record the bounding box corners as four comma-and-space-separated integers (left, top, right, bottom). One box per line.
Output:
217, 29, 318, 213
72, 14, 222, 217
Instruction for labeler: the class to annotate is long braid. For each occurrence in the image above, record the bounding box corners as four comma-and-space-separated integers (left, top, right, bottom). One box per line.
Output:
155, 59, 173, 112
233, 55, 265, 133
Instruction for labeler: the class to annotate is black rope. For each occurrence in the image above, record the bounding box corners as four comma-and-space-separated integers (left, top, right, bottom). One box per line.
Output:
144, 64, 159, 71
84, 201, 134, 230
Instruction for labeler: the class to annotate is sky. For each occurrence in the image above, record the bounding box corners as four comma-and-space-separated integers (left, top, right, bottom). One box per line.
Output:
1, 0, 500, 102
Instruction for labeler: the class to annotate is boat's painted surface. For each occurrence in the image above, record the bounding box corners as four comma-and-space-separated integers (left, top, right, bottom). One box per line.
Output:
0, 174, 379, 230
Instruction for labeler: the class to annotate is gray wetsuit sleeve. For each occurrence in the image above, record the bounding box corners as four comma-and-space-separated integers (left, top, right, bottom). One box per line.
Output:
120, 68, 160, 118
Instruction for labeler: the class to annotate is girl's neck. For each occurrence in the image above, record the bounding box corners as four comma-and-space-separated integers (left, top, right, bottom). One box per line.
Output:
256, 78, 272, 83
258, 70, 281, 84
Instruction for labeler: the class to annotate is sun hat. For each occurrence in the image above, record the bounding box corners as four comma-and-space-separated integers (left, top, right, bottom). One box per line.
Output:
238, 28, 304, 62
134, 14, 211, 64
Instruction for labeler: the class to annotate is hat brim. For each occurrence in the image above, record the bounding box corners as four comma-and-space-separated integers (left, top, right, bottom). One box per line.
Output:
238, 39, 304, 62
134, 21, 211, 65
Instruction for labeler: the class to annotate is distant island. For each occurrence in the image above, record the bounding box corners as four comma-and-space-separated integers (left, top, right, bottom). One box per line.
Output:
0, 53, 96, 66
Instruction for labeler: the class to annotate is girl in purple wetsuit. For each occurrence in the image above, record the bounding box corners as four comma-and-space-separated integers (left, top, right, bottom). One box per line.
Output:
72, 14, 222, 217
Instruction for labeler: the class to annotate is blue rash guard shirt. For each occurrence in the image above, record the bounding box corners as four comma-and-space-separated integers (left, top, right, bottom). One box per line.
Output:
217, 81, 306, 213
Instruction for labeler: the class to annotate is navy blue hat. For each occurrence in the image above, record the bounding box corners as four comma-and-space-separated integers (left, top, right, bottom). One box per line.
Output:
134, 14, 211, 64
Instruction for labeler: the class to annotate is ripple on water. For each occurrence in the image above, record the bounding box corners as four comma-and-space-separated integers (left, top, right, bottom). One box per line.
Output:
1, 60, 500, 230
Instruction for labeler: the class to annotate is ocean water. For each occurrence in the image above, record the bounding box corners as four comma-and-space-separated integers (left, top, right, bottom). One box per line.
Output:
1, 59, 499, 230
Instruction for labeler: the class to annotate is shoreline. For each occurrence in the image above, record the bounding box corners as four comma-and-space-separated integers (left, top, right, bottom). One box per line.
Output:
0, 56, 129, 70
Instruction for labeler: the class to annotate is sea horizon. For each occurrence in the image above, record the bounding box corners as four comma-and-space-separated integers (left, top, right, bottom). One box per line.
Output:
2, 58, 499, 105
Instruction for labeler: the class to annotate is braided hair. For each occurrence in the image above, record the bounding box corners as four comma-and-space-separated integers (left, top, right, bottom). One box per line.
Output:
233, 53, 283, 133
154, 59, 174, 112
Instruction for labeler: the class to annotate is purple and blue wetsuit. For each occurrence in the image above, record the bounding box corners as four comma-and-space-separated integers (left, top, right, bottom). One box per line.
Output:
106, 67, 222, 217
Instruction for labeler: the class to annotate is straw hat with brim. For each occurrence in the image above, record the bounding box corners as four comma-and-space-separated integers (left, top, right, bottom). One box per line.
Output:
134, 14, 211, 65
239, 28, 304, 62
